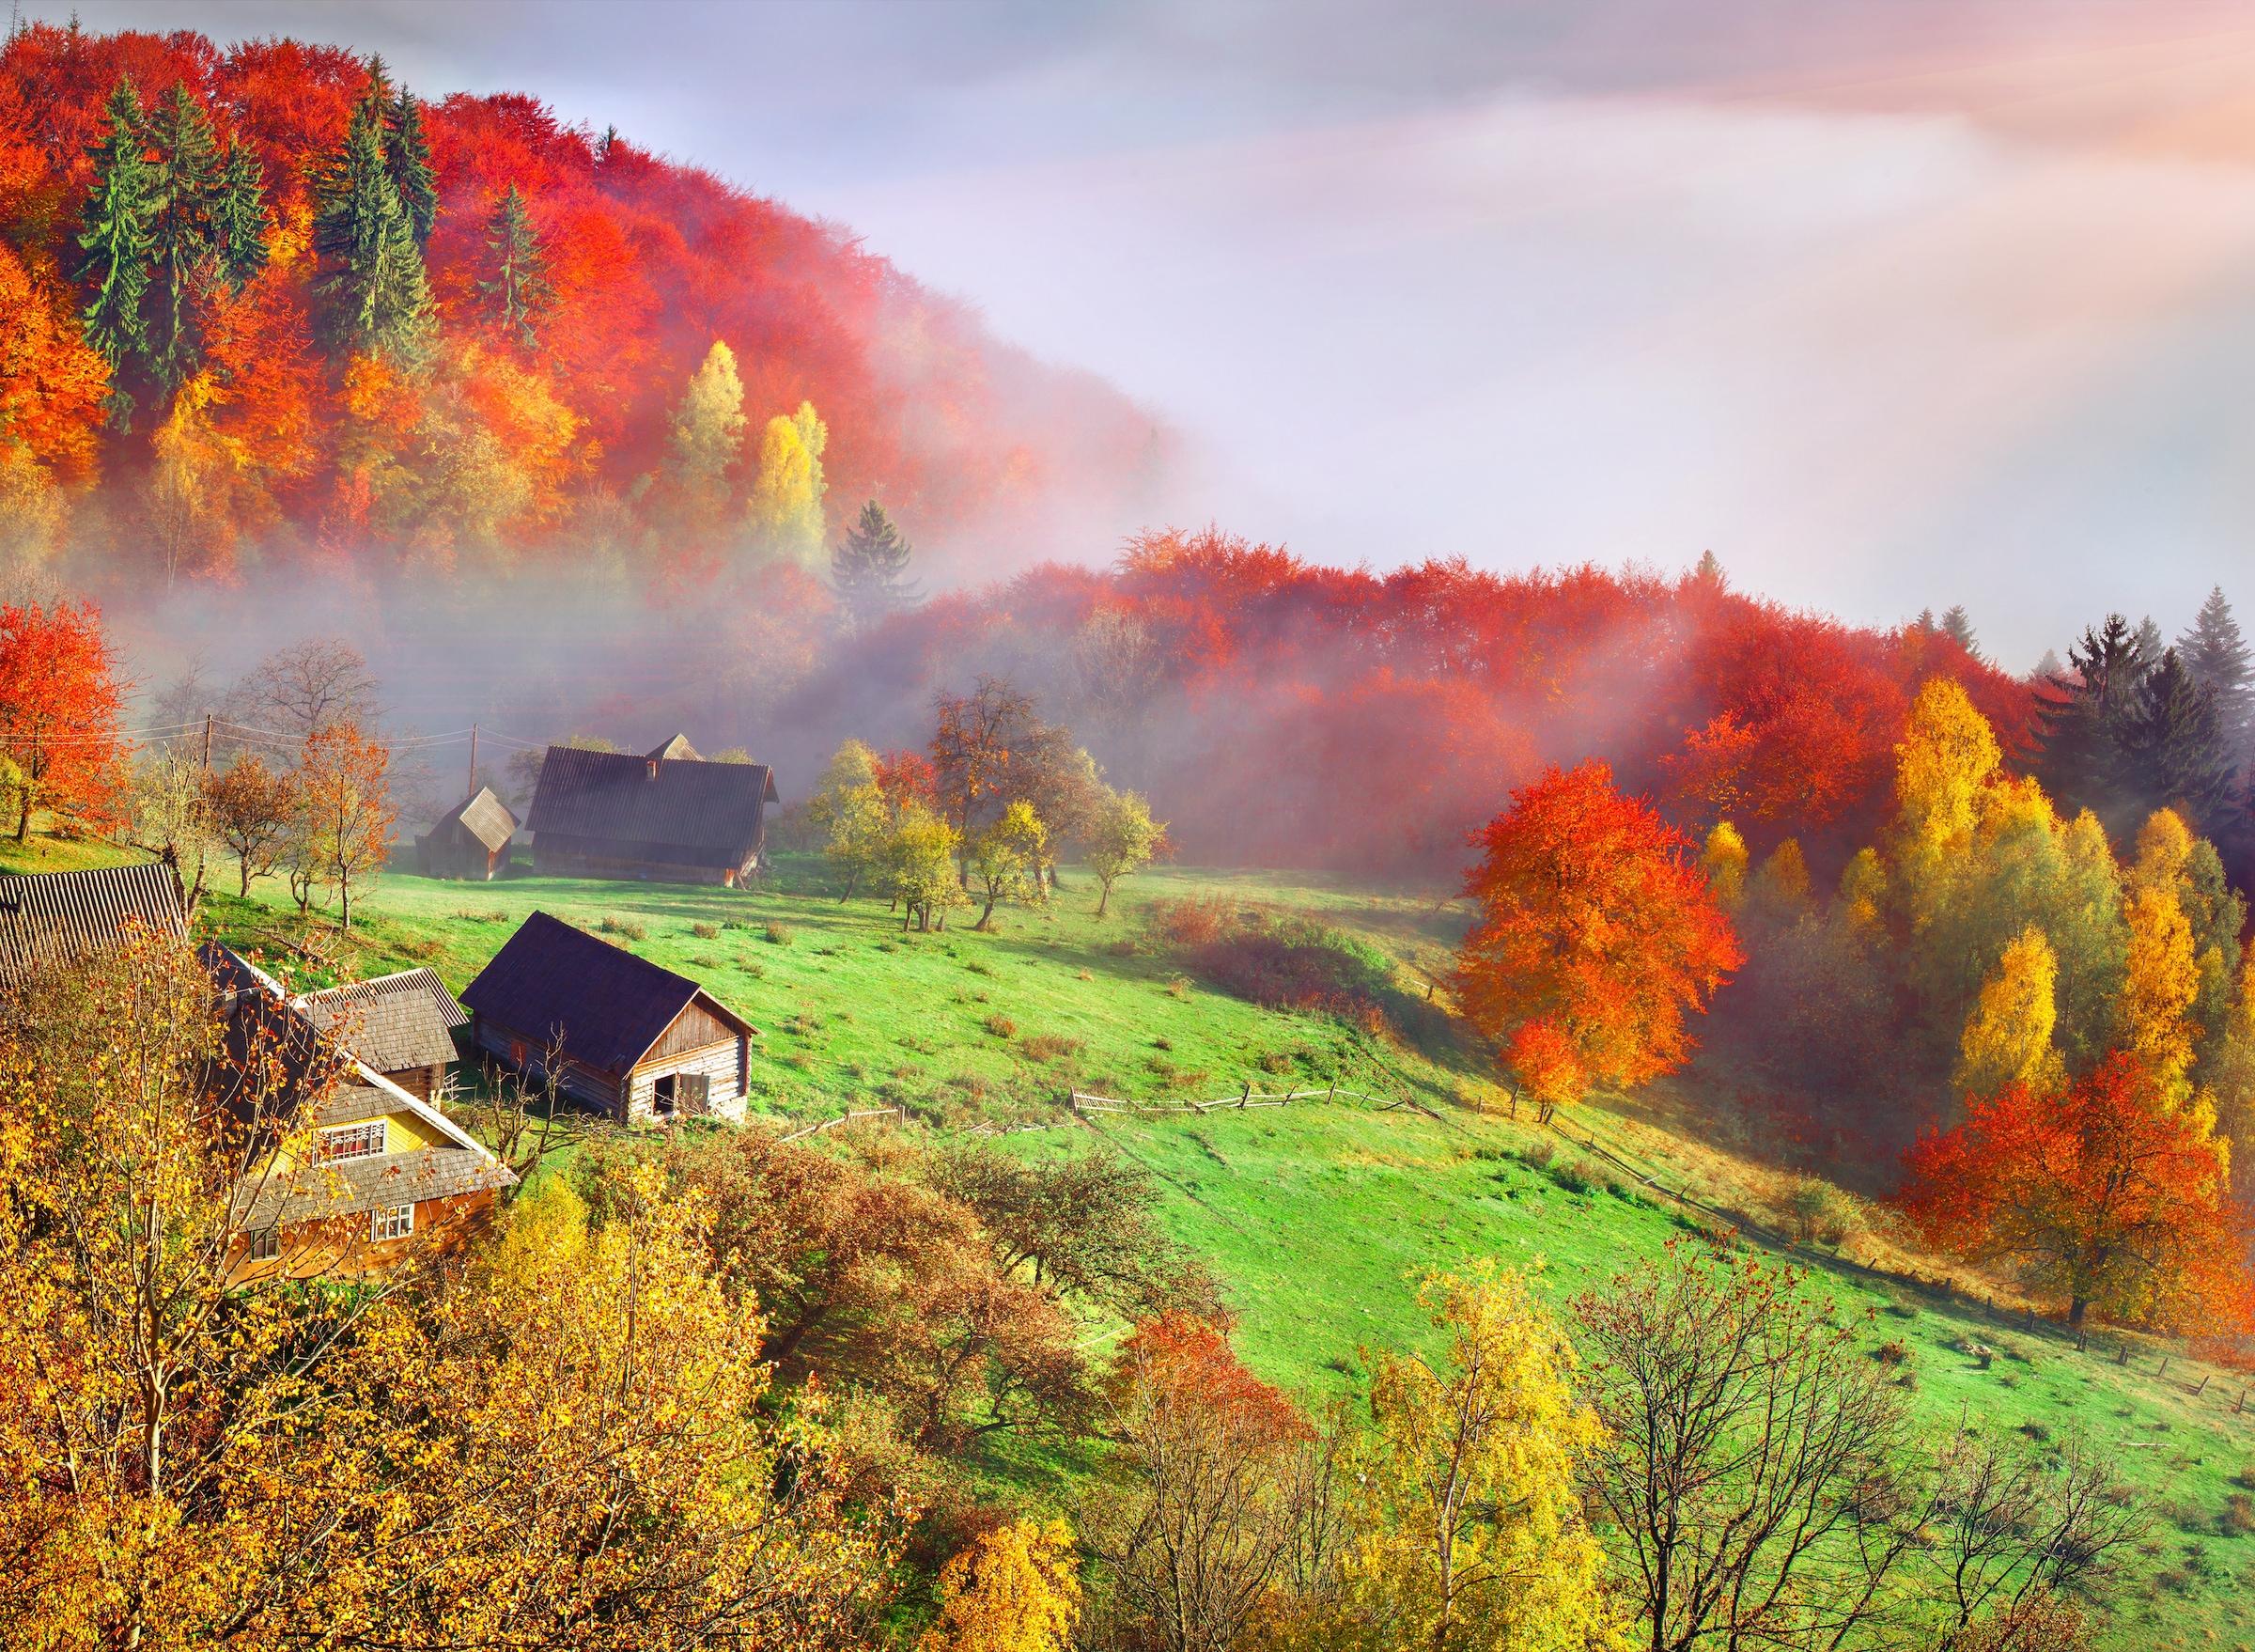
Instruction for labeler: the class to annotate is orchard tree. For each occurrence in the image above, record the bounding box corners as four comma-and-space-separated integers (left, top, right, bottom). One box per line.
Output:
0, 600, 129, 839
1454, 761, 1739, 1102
806, 738, 889, 902
967, 801, 1046, 930
1899, 1052, 2254, 1330
206, 753, 298, 896
1085, 788, 1167, 918
884, 801, 963, 931
298, 721, 396, 930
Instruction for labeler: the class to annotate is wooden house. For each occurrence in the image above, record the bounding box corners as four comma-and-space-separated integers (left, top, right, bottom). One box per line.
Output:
459, 911, 759, 1124
416, 787, 519, 880
0, 862, 187, 988
524, 736, 778, 887
297, 967, 469, 1101
201, 944, 515, 1284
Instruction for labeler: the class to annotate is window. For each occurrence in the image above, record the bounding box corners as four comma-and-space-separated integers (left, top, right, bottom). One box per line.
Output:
317, 1120, 386, 1162
370, 1203, 414, 1242
246, 1227, 280, 1263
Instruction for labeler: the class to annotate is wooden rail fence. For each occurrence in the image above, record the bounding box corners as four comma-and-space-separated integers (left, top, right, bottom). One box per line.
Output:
1069, 1082, 1440, 1120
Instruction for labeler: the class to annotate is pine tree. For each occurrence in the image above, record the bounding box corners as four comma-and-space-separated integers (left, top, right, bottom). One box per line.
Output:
75, 76, 155, 428
2178, 585, 2253, 743
476, 183, 552, 349
212, 140, 270, 292
1939, 603, 1982, 661
311, 70, 432, 359
2134, 615, 2166, 669
831, 500, 922, 632
145, 81, 221, 395
384, 86, 438, 249
2126, 648, 2235, 832
2032, 647, 2062, 680
2033, 615, 2146, 827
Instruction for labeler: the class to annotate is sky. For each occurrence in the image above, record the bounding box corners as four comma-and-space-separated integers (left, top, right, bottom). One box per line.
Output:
34, 0, 2255, 667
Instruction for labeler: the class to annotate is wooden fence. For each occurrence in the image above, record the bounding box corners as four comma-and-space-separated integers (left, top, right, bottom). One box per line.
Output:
1069, 1082, 1441, 1120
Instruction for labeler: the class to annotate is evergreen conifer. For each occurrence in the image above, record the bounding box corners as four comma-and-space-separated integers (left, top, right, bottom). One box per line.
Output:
2033, 615, 2147, 826
2126, 648, 2234, 832
477, 183, 552, 349
1939, 604, 1982, 661
2134, 615, 2165, 669
2177, 584, 2253, 743
385, 87, 438, 249
145, 81, 220, 393
75, 76, 154, 427
832, 500, 922, 632
312, 70, 432, 359
212, 140, 270, 292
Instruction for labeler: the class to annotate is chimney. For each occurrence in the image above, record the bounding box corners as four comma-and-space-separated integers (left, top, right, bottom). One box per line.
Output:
646, 759, 659, 780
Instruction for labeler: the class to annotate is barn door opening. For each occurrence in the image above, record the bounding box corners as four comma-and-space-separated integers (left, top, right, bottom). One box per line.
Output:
653, 1073, 708, 1117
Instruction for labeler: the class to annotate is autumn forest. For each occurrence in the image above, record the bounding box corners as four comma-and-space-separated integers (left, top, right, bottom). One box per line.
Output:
4, 15, 2255, 1652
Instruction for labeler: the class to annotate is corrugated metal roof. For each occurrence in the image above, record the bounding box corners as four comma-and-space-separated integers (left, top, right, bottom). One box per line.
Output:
299, 968, 467, 1074
427, 787, 519, 853
524, 747, 777, 868
459, 910, 755, 1074
0, 863, 186, 985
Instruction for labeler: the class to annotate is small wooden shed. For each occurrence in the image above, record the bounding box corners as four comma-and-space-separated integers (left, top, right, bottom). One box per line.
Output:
459, 911, 759, 1124
416, 787, 519, 881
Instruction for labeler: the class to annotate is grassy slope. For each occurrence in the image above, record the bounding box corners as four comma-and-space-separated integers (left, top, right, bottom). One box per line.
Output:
61, 838, 2255, 1643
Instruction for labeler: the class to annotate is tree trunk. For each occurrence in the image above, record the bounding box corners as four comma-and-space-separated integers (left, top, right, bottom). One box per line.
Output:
974, 896, 997, 930
239, 855, 253, 897
14, 788, 28, 842
1096, 879, 1112, 918
2069, 1295, 2088, 1330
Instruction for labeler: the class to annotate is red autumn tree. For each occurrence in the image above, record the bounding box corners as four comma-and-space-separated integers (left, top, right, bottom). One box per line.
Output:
296, 721, 396, 931
1898, 1052, 2255, 1331
1454, 760, 1741, 1102
0, 600, 129, 839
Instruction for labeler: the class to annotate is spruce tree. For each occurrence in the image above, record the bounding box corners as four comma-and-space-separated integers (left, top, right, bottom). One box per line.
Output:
75, 76, 155, 428
384, 87, 439, 249
477, 183, 552, 349
2177, 584, 2253, 743
2033, 615, 2147, 825
145, 81, 221, 394
831, 500, 922, 632
312, 75, 432, 359
2134, 615, 2165, 669
212, 139, 270, 292
1939, 604, 1982, 661
2125, 647, 2234, 832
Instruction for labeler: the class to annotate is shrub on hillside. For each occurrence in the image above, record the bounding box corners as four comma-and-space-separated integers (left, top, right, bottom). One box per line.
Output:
599, 916, 645, 942
1190, 913, 1394, 1029
1143, 894, 1236, 946
1783, 1177, 1858, 1246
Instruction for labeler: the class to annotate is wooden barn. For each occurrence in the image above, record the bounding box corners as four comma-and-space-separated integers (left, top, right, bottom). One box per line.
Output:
297, 967, 470, 1101
524, 736, 778, 887
0, 862, 187, 988
201, 944, 516, 1284
459, 911, 758, 1124
416, 787, 519, 880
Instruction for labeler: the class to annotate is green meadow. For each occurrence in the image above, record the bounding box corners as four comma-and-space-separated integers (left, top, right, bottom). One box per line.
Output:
31, 838, 2255, 1641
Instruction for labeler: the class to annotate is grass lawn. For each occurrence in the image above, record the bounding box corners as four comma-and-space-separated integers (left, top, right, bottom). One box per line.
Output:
20, 833, 2255, 1642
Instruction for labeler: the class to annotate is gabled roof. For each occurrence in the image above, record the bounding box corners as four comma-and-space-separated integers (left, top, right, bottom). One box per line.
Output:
299, 968, 468, 1074
233, 1142, 517, 1228
0, 863, 186, 985
427, 787, 519, 853
459, 911, 756, 1073
524, 746, 778, 867
645, 733, 702, 762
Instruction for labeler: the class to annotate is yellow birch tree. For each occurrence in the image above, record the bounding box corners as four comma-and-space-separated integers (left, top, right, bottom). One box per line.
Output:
1702, 821, 1747, 911
1954, 924, 2064, 1099
918, 1519, 1080, 1652
747, 399, 828, 563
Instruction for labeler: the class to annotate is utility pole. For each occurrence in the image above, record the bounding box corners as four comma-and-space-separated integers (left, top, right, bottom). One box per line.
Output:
200, 712, 212, 774
466, 723, 477, 802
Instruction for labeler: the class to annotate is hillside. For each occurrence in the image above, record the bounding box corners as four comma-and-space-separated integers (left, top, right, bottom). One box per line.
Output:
177, 847, 2255, 1647
0, 23, 1159, 596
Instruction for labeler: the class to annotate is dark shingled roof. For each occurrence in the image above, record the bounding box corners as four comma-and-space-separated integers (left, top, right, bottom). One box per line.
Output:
300, 968, 468, 1074
524, 747, 778, 869
0, 863, 186, 985
459, 910, 755, 1073
234, 1144, 516, 1226
427, 787, 519, 853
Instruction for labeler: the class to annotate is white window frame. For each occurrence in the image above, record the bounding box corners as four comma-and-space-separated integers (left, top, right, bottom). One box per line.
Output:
318, 1120, 386, 1163
370, 1203, 414, 1242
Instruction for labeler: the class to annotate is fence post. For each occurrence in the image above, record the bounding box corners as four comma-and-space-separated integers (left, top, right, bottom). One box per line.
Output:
2196, 1375, 2211, 1397
1326, 1080, 1337, 1105
1238, 1081, 1251, 1110
2239, 1388, 2247, 1415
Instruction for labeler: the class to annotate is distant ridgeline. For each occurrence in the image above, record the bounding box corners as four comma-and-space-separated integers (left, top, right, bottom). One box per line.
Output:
0, 23, 1158, 589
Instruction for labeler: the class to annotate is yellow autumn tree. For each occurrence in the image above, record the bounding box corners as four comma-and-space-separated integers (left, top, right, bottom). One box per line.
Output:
2130, 806, 2194, 896
1750, 837, 1810, 912
1702, 820, 1747, 910
1839, 847, 1887, 933
918, 1519, 1080, 1652
668, 339, 746, 530
2122, 881, 2200, 1095
1893, 678, 2000, 861
748, 398, 828, 564
1354, 1262, 1613, 1652
1955, 924, 2064, 1099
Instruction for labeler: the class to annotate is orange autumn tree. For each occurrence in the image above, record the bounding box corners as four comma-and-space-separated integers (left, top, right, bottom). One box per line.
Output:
0, 600, 130, 839
1898, 1052, 2254, 1331
1455, 760, 1741, 1112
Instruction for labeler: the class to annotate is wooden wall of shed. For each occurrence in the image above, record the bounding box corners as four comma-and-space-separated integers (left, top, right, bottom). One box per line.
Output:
532, 836, 751, 887
381, 1063, 443, 1103
622, 1036, 747, 1125
473, 1014, 624, 1119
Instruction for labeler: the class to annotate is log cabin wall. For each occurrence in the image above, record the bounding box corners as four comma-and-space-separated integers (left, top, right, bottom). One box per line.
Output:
471, 1014, 625, 1116
230, 1188, 502, 1285
621, 1034, 748, 1124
